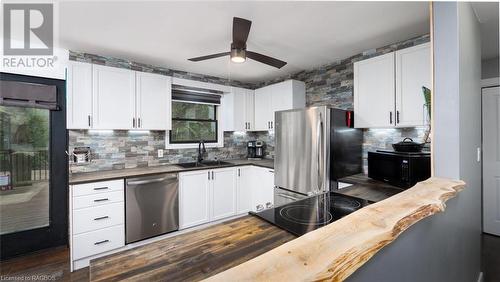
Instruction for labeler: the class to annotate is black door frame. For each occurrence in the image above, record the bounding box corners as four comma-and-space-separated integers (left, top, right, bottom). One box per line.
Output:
0, 72, 68, 260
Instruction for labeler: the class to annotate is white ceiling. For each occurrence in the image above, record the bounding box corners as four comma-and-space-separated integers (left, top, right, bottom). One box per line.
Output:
59, 1, 430, 83
471, 2, 499, 60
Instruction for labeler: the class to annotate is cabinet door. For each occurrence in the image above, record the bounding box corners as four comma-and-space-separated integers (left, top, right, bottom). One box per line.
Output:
179, 170, 210, 229
252, 168, 275, 211
67, 61, 92, 129
211, 168, 237, 221
136, 72, 171, 130
353, 52, 396, 128
92, 65, 136, 130
245, 90, 255, 131
236, 166, 254, 214
395, 43, 431, 127
254, 86, 272, 131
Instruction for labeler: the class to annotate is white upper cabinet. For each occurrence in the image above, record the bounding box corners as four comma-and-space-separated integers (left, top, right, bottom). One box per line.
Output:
67, 61, 93, 129
354, 52, 396, 128
395, 43, 431, 127
223, 87, 254, 132
254, 80, 306, 131
354, 43, 431, 128
92, 65, 136, 130
136, 72, 172, 130
66, 62, 172, 130
254, 86, 273, 131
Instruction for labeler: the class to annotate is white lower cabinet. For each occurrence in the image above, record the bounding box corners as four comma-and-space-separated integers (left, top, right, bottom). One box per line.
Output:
180, 166, 274, 229
236, 166, 275, 213
211, 168, 237, 221
72, 225, 125, 260
236, 166, 254, 214
69, 179, 125, 271
252, 168, 275, 212
179, 168, 237, 229
178, 170, 211, 229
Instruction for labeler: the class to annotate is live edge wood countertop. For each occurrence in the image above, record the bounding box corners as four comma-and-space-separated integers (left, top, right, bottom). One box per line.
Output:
89, 177, 464, 282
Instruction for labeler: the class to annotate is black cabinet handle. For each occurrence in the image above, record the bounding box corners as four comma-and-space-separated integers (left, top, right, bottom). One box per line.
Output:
94, 240, 109, 245
94, 198, 109, 202
396, 111, 400, 124
88, 115, 91, 127
211, 171, 214, 180
238, 169, 240, 177
93, 187, 108, 191
389, 112, 393, 124
208, 171, 210, 180
271, 121, 273, 129
94, 216, 109, 221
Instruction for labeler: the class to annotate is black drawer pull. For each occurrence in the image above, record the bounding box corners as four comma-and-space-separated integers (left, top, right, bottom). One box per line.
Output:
94, 198, 109, 202
94, 240, 109, 245
93, 187, 108, 191
94, 216, 109, 221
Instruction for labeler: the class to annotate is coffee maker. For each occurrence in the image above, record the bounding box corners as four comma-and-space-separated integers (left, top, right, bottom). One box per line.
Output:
247, 140, 265, 160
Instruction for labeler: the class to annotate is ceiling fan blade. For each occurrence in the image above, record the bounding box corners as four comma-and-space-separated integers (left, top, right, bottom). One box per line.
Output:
232, 17, 252, 48
188, 52, 230, 62
246, 51, 287, 69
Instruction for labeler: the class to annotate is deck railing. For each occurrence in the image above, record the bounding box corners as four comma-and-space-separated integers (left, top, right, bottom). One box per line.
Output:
0, 150, 49, 185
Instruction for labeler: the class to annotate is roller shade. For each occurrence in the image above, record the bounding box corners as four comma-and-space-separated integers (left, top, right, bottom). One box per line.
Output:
172, 84, 222, 105
0, 80, 58, 110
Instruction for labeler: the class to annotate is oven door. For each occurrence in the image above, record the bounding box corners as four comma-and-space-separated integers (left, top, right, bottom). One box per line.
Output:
274, 187, 308, 207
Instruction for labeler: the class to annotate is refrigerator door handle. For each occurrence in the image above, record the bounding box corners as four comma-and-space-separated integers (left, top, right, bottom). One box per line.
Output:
317, 112, 324, 193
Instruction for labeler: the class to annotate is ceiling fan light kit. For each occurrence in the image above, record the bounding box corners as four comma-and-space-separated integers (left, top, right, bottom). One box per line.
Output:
230, 47, 246, 63
188, 17, 287, 69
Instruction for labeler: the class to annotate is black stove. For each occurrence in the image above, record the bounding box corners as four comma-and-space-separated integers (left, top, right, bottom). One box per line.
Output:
251, 192, 371, 236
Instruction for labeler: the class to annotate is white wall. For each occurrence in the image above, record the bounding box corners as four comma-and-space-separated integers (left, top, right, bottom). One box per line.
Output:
482, 57, 499, 79
347, 3, 482, 281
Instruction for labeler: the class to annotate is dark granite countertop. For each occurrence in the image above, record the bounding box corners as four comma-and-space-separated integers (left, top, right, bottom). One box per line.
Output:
69, 159, 274, 185
336, 173, 404, 202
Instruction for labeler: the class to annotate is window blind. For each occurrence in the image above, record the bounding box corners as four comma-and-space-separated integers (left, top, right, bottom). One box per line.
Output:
171, 84, 222, 105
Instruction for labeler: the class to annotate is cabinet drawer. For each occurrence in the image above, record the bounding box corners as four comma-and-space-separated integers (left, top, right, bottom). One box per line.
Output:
72, 224, 124, 260
73, 191, 124, 210
73, 202, 124, 234
72, 179, 124, 197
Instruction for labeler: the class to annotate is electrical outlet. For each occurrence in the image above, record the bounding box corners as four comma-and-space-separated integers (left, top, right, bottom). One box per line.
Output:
158, 149, 164, 158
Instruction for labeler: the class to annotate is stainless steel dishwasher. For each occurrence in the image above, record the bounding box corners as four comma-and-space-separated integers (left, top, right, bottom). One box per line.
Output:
125, 173, 178, 244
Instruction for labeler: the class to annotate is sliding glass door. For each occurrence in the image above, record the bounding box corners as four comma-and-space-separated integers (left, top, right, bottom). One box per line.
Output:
0, 73, 67, 259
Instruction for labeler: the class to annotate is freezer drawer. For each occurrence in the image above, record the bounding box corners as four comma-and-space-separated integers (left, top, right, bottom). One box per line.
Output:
126, 173, 179, 244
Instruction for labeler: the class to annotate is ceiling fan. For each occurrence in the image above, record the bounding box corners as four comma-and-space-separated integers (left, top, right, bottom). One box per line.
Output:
188, 17, 287, 69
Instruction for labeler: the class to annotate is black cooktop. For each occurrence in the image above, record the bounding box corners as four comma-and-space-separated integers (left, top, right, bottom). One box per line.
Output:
251, 192, 371, 236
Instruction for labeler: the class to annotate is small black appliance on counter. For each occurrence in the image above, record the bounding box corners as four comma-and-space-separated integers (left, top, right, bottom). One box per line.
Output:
247, 140, 265, 160
368, 150, 431, 189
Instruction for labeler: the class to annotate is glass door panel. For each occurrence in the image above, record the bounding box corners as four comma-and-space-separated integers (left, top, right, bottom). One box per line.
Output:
0, 106, 50, 235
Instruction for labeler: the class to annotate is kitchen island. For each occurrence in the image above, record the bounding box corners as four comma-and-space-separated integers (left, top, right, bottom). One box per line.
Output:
89, 177, 463, 282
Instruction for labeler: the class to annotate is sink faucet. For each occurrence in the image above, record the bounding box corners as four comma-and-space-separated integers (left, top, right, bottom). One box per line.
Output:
197, 140, 206, 163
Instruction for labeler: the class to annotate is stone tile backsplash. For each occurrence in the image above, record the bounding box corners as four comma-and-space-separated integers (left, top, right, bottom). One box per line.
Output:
69, 130, 273, 174
68, 34, 430, 175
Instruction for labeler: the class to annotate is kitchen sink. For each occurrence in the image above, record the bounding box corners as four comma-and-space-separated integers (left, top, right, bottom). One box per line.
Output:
176, 160, 232, 168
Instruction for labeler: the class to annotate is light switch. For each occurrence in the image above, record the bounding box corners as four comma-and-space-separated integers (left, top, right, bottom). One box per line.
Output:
158, 149, 164, 158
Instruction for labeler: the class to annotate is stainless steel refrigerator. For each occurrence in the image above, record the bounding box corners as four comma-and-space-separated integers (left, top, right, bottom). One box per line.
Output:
274, 106, 363, 205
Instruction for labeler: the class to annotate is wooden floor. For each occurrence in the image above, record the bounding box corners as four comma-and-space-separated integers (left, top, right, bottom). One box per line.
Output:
90, 216, 295, 281
2, 228, 500, 281
0, 246, 88, 281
